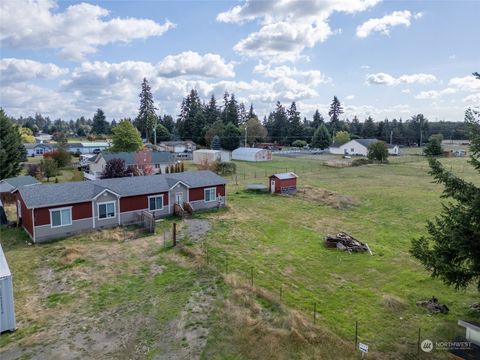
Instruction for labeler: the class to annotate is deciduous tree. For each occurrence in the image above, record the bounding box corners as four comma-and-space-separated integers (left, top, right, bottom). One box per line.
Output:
110, 119, 143, 152
367, 141, 389, 162
101, 158, 129, 178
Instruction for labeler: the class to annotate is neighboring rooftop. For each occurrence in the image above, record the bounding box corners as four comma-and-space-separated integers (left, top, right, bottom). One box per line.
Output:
233, 147, 267, 154
0, 175, 40, 189
17, 171, 226, 209
270, 172, 298, 180
330, 139, 397, 149
90, 151, 175, 164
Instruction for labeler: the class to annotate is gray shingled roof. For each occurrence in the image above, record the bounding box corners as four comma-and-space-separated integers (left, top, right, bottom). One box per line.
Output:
90, 151, 175, 164
18, 171, 226, 209
1, 176, 40, 189
354, 139, 397, 149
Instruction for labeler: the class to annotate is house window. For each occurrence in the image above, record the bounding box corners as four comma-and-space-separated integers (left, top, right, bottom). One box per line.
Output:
50, 207, 72, 227
350, 148, 354, 153
149, 195, 163, 211
155, 163, 161, 169
36, 148, 43, 155
98, 201, 116, 219
204, 187, 216, 202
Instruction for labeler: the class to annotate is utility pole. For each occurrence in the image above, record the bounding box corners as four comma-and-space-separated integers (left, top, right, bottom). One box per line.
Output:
390, 130, 393, 145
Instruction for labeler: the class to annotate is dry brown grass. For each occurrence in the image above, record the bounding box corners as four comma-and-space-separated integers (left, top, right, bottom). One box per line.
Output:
296, 185, 359, 209
58, 246, 84, 266
382, 294, 407, 311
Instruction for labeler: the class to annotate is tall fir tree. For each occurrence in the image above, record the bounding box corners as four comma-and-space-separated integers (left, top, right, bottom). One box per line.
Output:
287, 102, 304, 144
0, 109, 26, 179
272, 101, 288, 144
92, 108, 109, 134
328, 96, 343, 134
135, 78, 157, 141
362, 116, 377, 138
221, 122, 241, 150
411, 106, 480, 290
177, 89, 202, 140
205, 94, 220, 126
312, 109, 324, 129
311, 123, 332, 149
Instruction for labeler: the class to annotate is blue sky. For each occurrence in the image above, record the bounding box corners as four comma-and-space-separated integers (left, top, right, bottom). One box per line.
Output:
1, 0, 479, 122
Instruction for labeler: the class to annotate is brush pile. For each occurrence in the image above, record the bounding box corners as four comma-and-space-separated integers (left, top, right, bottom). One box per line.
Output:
416, 297, 449, 314
325, 232, 368, 252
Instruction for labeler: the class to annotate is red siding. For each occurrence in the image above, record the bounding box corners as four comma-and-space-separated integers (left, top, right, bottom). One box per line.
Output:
16, 192, 33, 237
120, 192, 169, 212
34, 201, 92, 226
270, 177, 297, 193
189, 185, 225, 201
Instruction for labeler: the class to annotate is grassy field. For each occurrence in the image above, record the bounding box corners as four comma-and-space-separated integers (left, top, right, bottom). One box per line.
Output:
1, 151, 478, 359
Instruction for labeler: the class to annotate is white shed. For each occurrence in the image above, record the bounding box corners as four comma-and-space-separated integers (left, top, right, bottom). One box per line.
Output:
193, 150, 231, 164
232, 147, 272, 162
0, 244, 16, 333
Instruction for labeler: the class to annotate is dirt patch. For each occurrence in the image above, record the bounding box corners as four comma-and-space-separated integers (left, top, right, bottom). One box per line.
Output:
181, 219, 211, 242
382, 294, 407, 311
295, 185, 359, 209
156, 280, 218, 360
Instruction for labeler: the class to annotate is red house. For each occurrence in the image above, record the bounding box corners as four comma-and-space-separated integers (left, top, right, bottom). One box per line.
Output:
268, 172, 298, 194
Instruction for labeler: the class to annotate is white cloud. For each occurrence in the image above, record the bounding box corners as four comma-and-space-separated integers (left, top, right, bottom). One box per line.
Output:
0, 58, 69, 84
218, 0, 380, 61
0, 0, 174, 60
157, 51, 235, 78
366, 72, 437, 86
356, 10, 422, 38
448, 75, 480, 92
253, 62, 329, 86
345, 95, 355, 100
463, 93, 480, 104
402, 89, 411, 93
415, 88, 457, 99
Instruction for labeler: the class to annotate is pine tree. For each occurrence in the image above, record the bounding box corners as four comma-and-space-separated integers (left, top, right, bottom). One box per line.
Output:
226, 94, 240, 126
362, 117, 377, 138
205, 95, 220, 126
135, 78, 157, 140
424, 136, 443, 156
211, 135, 221, 150
221, 122, 241, 150
92, 109, 109, 135
272, 102, 288, 144
177, 89, 202, 140
312, 109, 324, 129
248, 104, 256, 120
411, 106, 480, 290
287, 102, 304, 144
0, 109, 26, 179
311, 124, 332, 149
328, 96, 343, 134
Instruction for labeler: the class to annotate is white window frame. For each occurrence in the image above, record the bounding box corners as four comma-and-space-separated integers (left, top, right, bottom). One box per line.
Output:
204, 187, 216, 203
148, 194, 164, 211
50, 207, 72, 228
97, 201, 116, 220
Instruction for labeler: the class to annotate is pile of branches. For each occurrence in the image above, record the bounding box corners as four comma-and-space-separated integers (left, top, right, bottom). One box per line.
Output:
416, 297, 449, 314
325, 232, 368, 252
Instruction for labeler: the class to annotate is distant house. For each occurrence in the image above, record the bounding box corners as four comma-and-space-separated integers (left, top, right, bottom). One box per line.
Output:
158, 141, 196, 153
15, 171, 227, 243
0, 176, 40, 202
67, 142, 110, 154
193, 149, 231, 164
329, 139, 400, 156
85, 151, 175, 180
269, 172, 298, 194
24, 143, 54, 157
232, 147, 272, 162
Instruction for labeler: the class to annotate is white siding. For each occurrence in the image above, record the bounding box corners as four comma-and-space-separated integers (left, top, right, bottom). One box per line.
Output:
232, 148, 272, 161
329, 140, 368, 156
193, 150, 221, 164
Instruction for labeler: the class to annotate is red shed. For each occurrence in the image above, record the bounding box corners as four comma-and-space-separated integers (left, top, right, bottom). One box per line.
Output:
269, 172, 298, 194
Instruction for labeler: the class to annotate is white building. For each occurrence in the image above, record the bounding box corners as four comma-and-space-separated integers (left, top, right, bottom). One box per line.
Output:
0, 244, 16, 333
231, 147, 272, 162
158, 141, 196, 153
193, 149, 231, 164
329, 139, 400, 156
24, 143, 54, 157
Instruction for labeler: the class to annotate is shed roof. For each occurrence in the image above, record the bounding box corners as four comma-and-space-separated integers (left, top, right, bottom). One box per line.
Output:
0, 175, 40, 189
0, 244, 11, 279
193, 149, 221, 154
354, 139, 397, 149
17, 171, 226, 209
232, 147, 266, 154
270, 172, 298, 180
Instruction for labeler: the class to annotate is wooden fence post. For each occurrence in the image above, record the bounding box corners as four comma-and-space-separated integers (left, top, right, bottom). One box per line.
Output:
355, 320, 358, 351
313, 302, 317, 324
172, 223, 177, 247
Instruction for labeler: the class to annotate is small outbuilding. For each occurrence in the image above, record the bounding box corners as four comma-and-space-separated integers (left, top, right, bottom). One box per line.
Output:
232, 147, 272, 162
0, 176, 40, 203
269, 172, 298, 194
193, 149, 231, 164
0, 244, 16, 333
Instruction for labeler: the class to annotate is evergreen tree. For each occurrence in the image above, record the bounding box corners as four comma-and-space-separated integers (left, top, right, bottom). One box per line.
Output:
205, 95, 220, 126
312, 109, 324, 129
248, 104, 256, 120
204, 120, 225, 147
92, 109, 109, 134
0, 109, 26, 179
328, 96, 343, 134
411, 106, 480, 290
160, 115, 175, 133
221, 122, 240, 150
211, 135, 221, 150
110, 119, 143, 152
287, 102, 304, 144
424, 135, 443, 156
272, 102, 288, 144
362, 116, 377, 138
311, 124, 332, 149
177, 89, 202, 140
226, 93, 240, 126
135, 78, 157, 140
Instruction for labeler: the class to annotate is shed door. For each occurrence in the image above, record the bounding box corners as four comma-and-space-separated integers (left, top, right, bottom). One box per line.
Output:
270, 180, 276, 193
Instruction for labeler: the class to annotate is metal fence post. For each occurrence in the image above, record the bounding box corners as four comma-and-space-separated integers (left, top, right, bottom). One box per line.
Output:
355, 320, 358, 351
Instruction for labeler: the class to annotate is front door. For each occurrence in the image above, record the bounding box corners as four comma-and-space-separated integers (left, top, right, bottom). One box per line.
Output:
270, 180, 275, 193
175, 193, 183, 205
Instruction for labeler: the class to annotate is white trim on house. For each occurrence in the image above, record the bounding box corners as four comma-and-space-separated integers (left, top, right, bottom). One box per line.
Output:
93, 188, 122, 200
49, 207, 73, 228
148, 194, 164, 211
91, 202, 96, 229
204, 187, 216, 203
97, 201, 116, 220
117, 197, 121, 225
168, 180, 191, 191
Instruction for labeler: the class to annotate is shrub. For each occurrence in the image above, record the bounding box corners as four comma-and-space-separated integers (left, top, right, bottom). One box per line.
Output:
47, 148, 72, 168
292, 140, 307, 148
367, 141, 389, 163
39, 158, 58, 181
215, 161, 236, 176
424, 137, 443, 156
26, 164, 40, 177
351, 158, 371, 167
